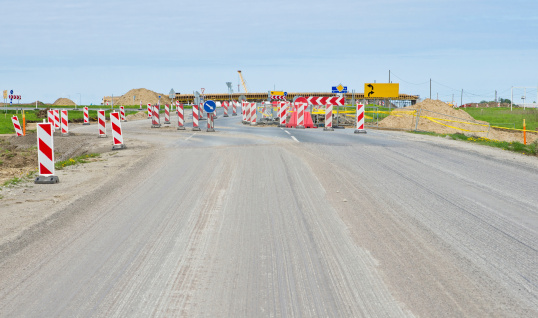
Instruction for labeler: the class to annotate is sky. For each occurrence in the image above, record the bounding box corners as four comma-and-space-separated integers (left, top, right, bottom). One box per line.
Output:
1, 0, 537, 105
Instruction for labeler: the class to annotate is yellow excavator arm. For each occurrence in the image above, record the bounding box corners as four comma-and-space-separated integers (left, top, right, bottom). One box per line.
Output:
238, 70, 248, 93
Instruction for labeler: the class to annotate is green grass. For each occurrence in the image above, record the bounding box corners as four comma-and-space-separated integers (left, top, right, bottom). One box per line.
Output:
1, 170, 37, 188
55, 153, 100, 170
410, 131, 537, 155
463, 107, 538, 131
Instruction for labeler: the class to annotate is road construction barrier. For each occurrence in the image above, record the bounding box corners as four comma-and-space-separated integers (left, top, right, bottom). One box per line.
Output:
177, 103, 185, 130
296, 102, 305, 129
207, 112, 215, 132
147, 103, 152, 118
199, 102, 204, 120
11, 116, 23, 136
278, 101, 287, 127
98, 110, 107, 137
34, 122, 59, 184
250, 103, 257, 125
324, 103, 334, 131
83, 106, 90, 125
242, 101, 247, 123
223, 101, 229, 117
164, 104, 170, 124
53, 109, 60, 130
192, 103, 201, 131
354, 103, 366, 134
61, 110, 69, 136
110, 112, 126, 150
47, 110, 55, 132
232, 100, 237, 116
152, 105, 161, 128
120, 106, 126, 122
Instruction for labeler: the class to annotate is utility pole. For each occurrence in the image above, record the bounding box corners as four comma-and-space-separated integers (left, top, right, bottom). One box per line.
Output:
461, 89, 463, 106
430, 79, 431, 99
495, 90, 497, 102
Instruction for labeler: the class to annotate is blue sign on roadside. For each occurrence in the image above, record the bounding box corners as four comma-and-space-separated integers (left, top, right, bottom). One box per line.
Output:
204, 100, 216, 113
332, 86, 348, 93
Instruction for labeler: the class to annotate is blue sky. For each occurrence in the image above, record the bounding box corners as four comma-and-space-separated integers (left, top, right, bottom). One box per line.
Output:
1, 0, 537, 105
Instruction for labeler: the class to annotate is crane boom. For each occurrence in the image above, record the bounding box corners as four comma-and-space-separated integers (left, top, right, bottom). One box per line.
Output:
237, 70, 248, 93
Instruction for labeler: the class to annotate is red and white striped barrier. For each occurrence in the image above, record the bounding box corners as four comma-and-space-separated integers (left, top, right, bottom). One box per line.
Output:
152, 104, 161, 128
47, 110, 55, 131
199, 102, 204, 119
192, 103, 201, 131
278, 102, 287, 127
11, 116, 23, 136
177, 103, 185, 130
120, 106, 126, 122
61, 109, 69, 136
164, 104, 170, 124
354, 103, 367, 134
207, 112, 215, 132
324, 104, 334, 131
34, 122, 59, 184
242, 101, 247, 123
306, 96, 344, 106
98, 110, 107, 137
223, 101, 229, 117
296, 102, 305, 129
232, 101, 237, 116
110, 112, 126, 149
53, 109, 60, 130
250, 102, 257, 125
83, 106, 90, 125
147, 103, 152, 118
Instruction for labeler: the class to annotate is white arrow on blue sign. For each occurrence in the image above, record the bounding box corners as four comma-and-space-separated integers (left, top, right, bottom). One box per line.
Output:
332, 86, 348, 93
204, 100, 216, 113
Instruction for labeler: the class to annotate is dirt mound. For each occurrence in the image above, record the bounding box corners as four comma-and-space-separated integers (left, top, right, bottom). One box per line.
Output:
113, 88, 172, 106
53, 98, 75, 106
126, 111, 148, 121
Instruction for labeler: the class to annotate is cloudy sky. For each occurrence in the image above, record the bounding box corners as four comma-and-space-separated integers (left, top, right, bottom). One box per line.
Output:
1, 0, 537, 105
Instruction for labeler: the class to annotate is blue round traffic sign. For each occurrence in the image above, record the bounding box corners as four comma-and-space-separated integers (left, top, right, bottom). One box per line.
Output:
204, 100, 216, 113
10, 90, 13, 94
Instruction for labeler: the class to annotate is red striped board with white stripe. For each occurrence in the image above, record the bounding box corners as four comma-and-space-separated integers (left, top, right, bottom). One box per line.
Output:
37, 122, 55, 176
83, 107, 90, 125
305, 96, 344, 106
61, 110, 69, 135
98, 110, 106, 137
11, 116, 23, 136
110, 112, 125, 147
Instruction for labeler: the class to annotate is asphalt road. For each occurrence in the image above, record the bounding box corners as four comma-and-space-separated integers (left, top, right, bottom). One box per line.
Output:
0, 109, 537, 317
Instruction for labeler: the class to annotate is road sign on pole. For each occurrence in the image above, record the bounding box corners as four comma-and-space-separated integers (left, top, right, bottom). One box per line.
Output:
332, 84, 348, 94
169, 89, 175, 99
204, 100, 216, 113
364, 83, 399, 98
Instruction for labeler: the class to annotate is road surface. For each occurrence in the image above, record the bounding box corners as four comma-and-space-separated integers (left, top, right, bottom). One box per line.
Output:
1, 110, 537, 317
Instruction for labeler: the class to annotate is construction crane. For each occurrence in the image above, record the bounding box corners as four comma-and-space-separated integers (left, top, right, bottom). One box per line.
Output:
237, 70, 248, 93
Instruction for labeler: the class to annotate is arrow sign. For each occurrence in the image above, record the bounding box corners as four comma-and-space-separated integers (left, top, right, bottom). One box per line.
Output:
332, 85, 348, 93
204, 100, 216, 113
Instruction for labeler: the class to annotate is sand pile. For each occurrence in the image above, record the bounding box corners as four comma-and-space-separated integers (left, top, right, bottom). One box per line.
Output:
53, 98, 76, 106
379, 99, 537, 143
126, 111, 149, 121
113, 88, 172, 106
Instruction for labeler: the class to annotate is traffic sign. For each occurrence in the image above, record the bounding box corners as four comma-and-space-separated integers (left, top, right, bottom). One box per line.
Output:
3, 90, 6, 99
204, 100, 216, 113
332, 84, 348, 93
169, 89, 175, 99
294, 97, 308, 104
364, 83, 399, 98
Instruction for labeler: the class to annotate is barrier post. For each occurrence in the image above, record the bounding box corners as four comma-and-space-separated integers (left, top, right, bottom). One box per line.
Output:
207, 112, 215, 132
98, 109, 107, 137
152, 104, 161, 128
278, 102, 287, 127
250, 102, 257, 126
111, 112, 126, 150
296, 102, 305, 129
164, 104, 171, 124
177, 103, 185, 130
61, 109, 69, 136
192, 103, 201, 131
232, 100, 237, 116
120, 106, 127, 122
53, 109, 60, 131
324, 103, 334, 131
11, 116, 23, 136
523, 119, 526, 145
223, 101, 229, 117
83, 106, 90, 125
354, 103, 367, 134
147, 103, 152, 118
34, 122, 60, 184
47, 110, 55, 132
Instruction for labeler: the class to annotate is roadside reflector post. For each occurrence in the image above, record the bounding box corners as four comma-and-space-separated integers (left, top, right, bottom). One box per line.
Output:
11, 116, 23, 136
207, 112, 215, 132
111, 112, 126, 150
61, 109, 69, 136
47, 110, 55, 132
164, 104, 171, 124
98, 109, 107, 137
120, 106, 127, 122
232, 100, 237, 116
177, 102, 185, 130
53, 109, 60, 131
250, 102, 257, 126
296, 102, 305, 129
151, 104, 161, 128
278, 101, 287, 127
34, 122, 60, 184
192, 103, 201, 131
354, 102, 367, 134
223, 101, 229, 117
22, 111, 26, 135
147, 103, 152, 119
83, 106, 90, 125
324, 103, 334, 131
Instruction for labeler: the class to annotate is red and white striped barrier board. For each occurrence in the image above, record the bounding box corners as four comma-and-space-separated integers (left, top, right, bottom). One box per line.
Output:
34, 122, 59, 184
98, 110, 106, 137
152, 105, 161, 128
278, 102, 287, 127
177, 103, 185, 130
296, 102, 306, 128
8, 95, 21, 100
192, 103, 201, 131
354, 103, 367, 134
232, 101, 237, 116
223, 101, 229, 117
271, 95, 286, 100
11, 116, 23, 136
110, 112, 126, 149
164, 104, 170, 124
324, 103, 334, 131
83, 106, 90, 125
120, 106, 126, 122
199, 102, 204, 119
306, 96, 344, 106
61, 110, 69, 136
47, 110, 55, 131
53, 109, 60, 130
147, 103, 152, 118
207, 112, 215, 132
250, 102, 257, 125
243, 101, 249, 123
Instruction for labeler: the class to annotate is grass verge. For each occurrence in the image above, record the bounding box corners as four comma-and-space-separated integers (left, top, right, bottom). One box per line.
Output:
55, 153, 100, 170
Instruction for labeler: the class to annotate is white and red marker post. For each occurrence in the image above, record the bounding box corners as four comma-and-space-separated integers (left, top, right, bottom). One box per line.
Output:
53, 109, 60, 131
192, 103, 201, 131
120, 106, 126, 122
47, 110, 55, 131
83, 106, 90, 125
61, 109, 69, 136
199, 102, 204, 120
242, 101, 248, 123
177, 102, 185, 130
34, 121, 59, 184
250, 102, 257, 126
11, 116, 23, 136
296, 102, 305, 129
278, 101, 287, 127
324, 103, 334, 131
232, 100, 237, 116
354, 102, 367, 134
147, 103, 152, 118
223, 101, 229, 117
152, 104, 161, 128
110, 112, 126, 149
164, 104, 170, 124
98, 109, 107, 137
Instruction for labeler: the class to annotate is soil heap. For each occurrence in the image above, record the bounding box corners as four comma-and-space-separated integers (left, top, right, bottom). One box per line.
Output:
52, 98, 76, 106
113, 88, 172, 106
